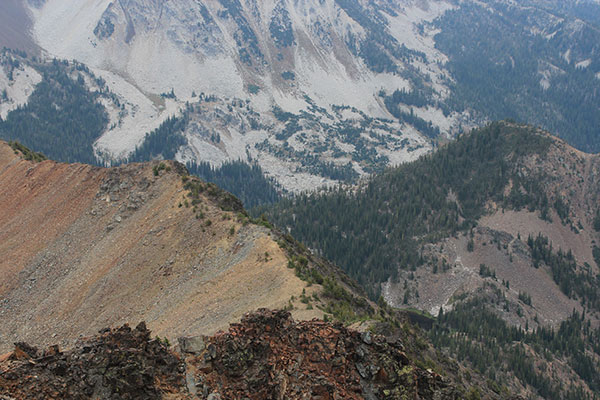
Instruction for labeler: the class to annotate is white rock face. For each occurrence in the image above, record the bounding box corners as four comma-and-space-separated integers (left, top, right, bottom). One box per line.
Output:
6, 0, 599, 190
25, 0, 461, 191
0, 62, 41, 120
91, 68, 183, 161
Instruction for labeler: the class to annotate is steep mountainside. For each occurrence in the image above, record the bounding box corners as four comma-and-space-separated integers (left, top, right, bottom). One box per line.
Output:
263, 122, 600, 398
0, 139, 345, 354
1, 0, 598, 192
23, 0, 440, 191
0, 0, 40, 55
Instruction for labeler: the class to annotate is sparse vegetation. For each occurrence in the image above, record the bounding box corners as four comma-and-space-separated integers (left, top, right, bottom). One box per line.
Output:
182, 174, 245, 214
478, 264, 496, 279
527, 233, 600, 311
518, 291, 532, 306
9, 141, 47, 163
593, 211, 600, 232
432, 299, 600, 399
153, 162, 167, 176
281, 71, 295, 80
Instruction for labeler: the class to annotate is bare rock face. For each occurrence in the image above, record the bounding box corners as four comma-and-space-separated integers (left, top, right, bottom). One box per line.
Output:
0, 310, 467, 400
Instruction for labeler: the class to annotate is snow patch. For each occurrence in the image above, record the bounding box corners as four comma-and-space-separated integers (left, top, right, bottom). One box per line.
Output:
182, 135, 228, 166
294, 47, 409, 117
30, 0, 113, 61
575, 59, 591, 69
383, 1, 454, 64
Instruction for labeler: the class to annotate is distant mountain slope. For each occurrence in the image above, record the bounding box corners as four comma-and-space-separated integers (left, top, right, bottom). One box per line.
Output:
434, 0, 600, 153
1, 0, 599, 191
0, 0, 40, 55
21, 0, 439, 191
0, 52, 109, 164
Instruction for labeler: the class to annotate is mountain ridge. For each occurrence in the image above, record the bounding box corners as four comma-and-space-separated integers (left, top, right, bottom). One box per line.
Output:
0, 140, 514, 398
0, 139, 329, 353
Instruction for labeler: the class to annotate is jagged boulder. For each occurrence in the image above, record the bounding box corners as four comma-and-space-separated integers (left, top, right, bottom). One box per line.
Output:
0, 322, 186, 399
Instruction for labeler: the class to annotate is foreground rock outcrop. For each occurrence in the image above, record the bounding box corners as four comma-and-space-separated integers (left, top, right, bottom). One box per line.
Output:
186, 309, 460, 400
0, 309, 463, 399
0, 322, 186, 399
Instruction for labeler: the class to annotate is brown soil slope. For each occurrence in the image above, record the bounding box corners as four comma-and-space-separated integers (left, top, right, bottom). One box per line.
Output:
0, 141, 318, 353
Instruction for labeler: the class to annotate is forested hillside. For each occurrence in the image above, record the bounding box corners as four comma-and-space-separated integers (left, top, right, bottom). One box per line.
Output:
0, 53, 108, 164
260, 122, 557, 295
434, 1, 600, 153
431, 298, 600, 399
186, 160, 281, 208
260, 121, 600, 398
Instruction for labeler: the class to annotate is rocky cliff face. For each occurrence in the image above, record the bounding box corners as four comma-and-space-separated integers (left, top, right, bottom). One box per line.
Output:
22, 0, 449, 190
0, 309, 469, 399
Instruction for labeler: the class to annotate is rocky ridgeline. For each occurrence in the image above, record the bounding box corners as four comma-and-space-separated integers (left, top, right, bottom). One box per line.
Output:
0, 323, 186, 399
186, 309, 460, 400
0, 309, 463, 399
